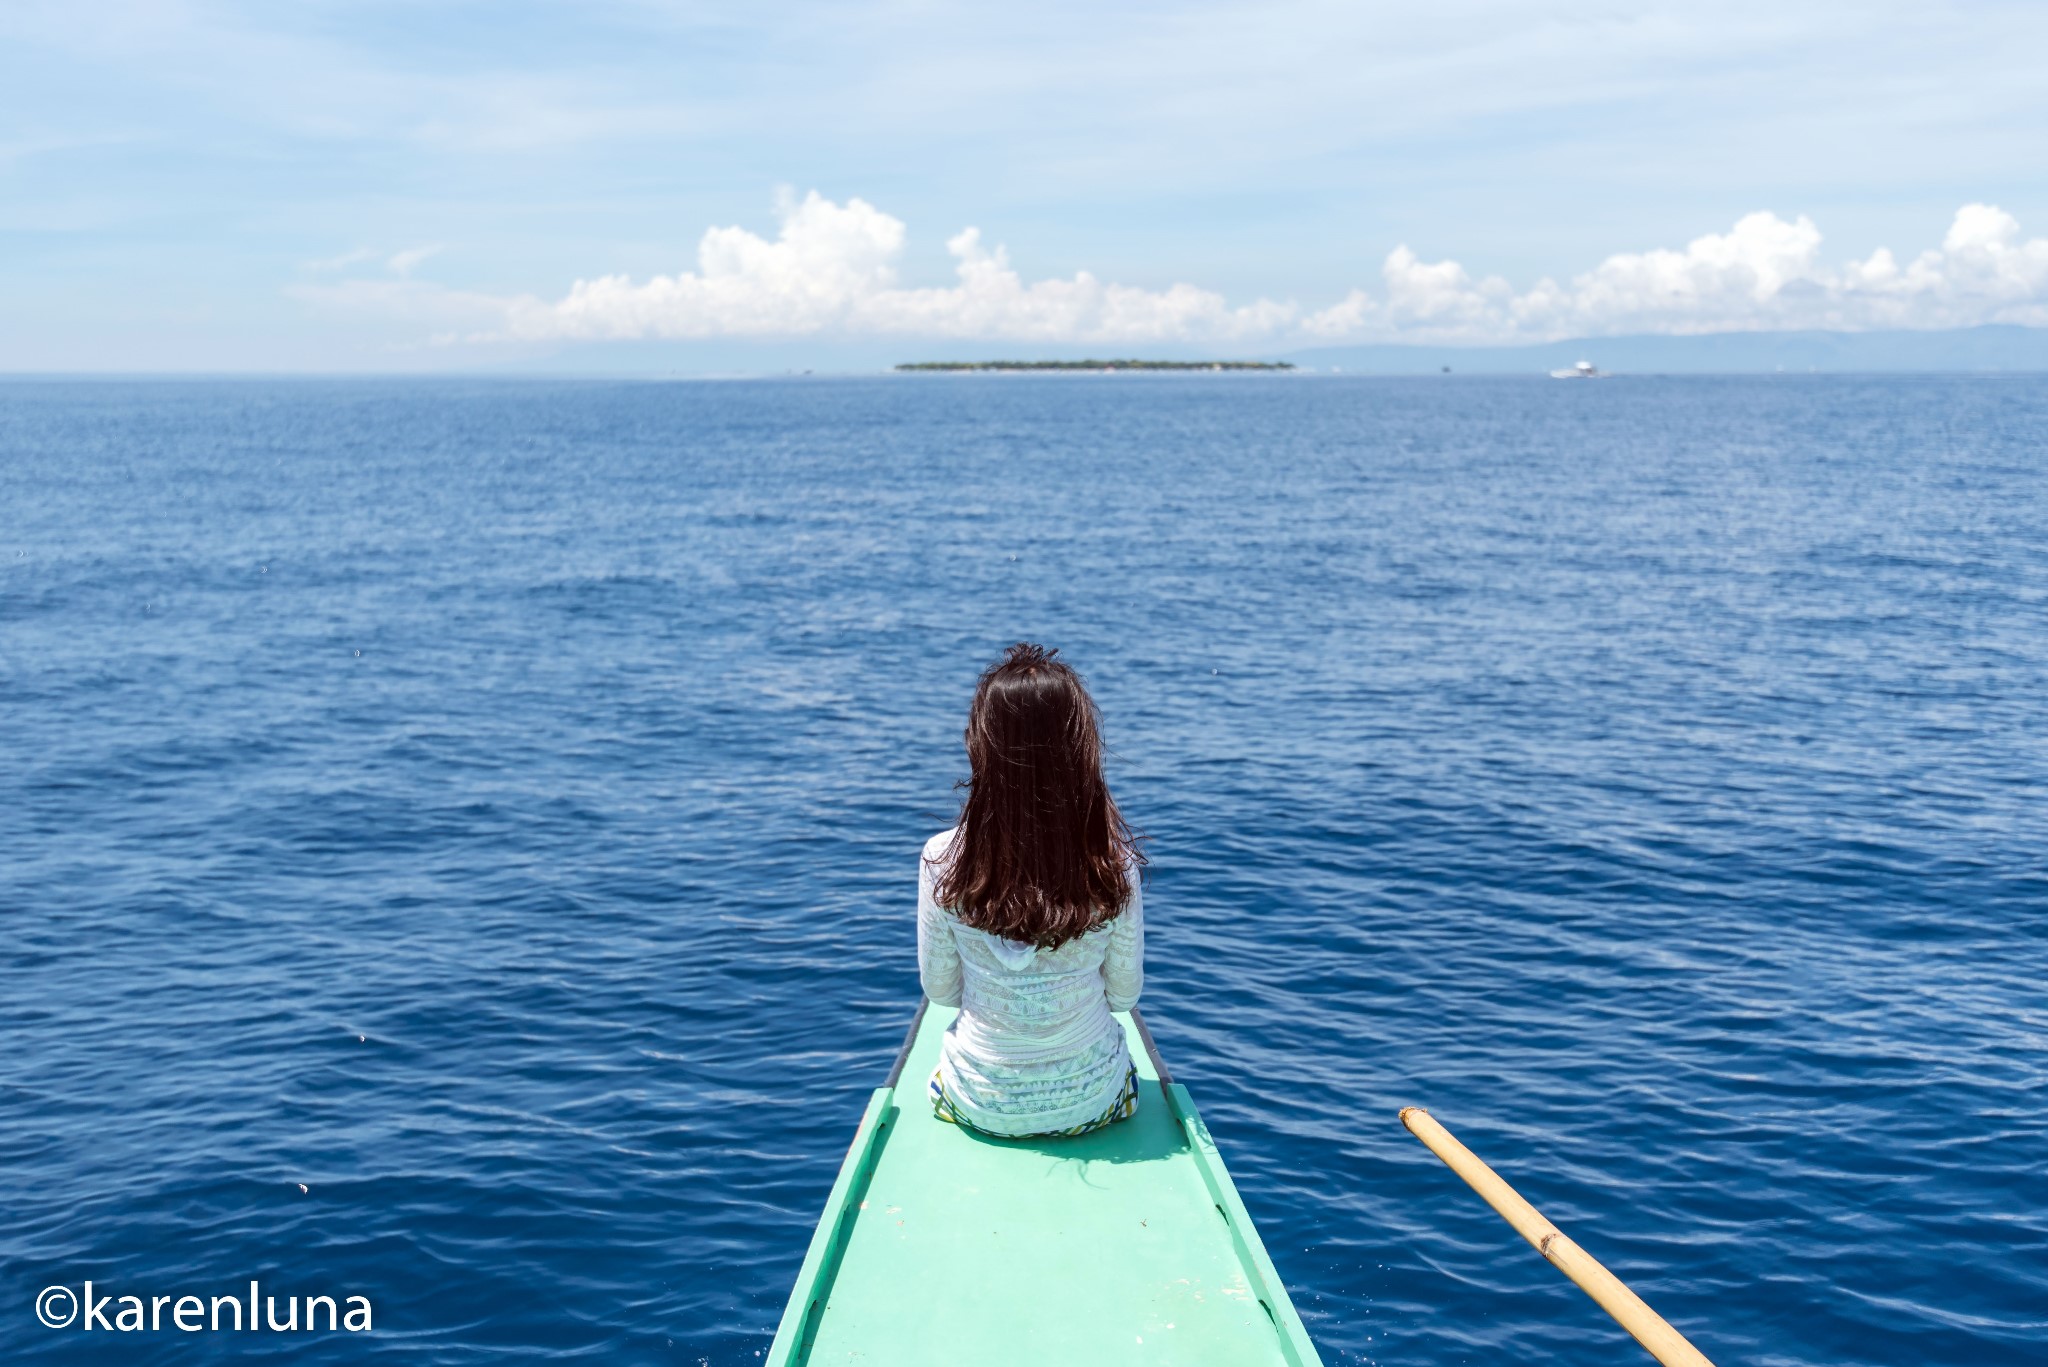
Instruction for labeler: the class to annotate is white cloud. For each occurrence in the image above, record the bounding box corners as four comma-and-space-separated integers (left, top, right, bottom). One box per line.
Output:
304, 246, 380, 272
387, 245, 442, 276
304, 194, 2048, 349
285, 278, 513, 335
303, 244, 444, 276
1383, 205, 2048, 340
491, 191, 1293, 344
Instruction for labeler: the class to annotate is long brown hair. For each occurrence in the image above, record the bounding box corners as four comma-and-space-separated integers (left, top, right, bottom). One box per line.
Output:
932, 643, 1142, 949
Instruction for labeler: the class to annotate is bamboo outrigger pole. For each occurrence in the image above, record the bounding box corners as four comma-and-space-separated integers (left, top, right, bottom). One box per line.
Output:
1399, 1107, 1718, 1367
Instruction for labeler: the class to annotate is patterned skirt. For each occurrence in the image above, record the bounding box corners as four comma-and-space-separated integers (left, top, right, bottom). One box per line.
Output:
928, 1063, 1140, 1139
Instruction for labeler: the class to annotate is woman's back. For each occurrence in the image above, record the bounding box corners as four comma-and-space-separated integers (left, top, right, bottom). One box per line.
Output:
919, 828, 1144, 1135
913, 643, 1146, 1140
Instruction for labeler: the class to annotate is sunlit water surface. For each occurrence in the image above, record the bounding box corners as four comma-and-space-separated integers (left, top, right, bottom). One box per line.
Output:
3, 375, 2044, 1365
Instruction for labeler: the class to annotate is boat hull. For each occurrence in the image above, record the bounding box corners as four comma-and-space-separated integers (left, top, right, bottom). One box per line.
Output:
766, 1001, 1324, 1366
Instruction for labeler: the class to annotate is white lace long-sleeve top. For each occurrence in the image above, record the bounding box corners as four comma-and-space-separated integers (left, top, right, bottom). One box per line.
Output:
917, 828, 1143, 1136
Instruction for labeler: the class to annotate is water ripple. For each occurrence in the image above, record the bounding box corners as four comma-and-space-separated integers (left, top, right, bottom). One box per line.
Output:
2, 375, 2044, 1364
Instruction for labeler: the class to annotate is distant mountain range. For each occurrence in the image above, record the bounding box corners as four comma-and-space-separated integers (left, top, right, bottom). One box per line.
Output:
1285, 325, 2048, 375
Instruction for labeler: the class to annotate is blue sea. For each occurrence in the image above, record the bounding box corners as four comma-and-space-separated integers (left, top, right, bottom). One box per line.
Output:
3, 374, 2044, 1365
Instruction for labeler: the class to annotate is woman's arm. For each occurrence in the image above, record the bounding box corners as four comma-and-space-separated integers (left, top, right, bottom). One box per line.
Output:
917, 848, 963, 1007
1102, 879, 1144, 1012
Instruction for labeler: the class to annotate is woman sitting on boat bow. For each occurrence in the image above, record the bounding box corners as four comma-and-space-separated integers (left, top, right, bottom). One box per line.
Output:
918, 643, 1146, 1139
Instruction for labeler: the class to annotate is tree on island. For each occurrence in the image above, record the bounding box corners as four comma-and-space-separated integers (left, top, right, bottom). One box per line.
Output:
893, 360, 1295, 372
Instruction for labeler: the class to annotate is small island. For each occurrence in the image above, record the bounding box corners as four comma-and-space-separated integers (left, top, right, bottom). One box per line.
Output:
894, 359, 1295, 372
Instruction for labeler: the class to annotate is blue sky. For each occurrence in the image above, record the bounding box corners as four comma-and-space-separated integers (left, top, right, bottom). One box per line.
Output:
5, 1, 2047, 371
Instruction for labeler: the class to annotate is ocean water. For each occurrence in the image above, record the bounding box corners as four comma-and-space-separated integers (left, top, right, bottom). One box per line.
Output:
2, 374, 2044, 1366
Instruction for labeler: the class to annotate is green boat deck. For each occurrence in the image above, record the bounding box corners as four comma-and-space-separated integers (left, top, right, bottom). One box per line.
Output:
767, 1002, 1324, 1366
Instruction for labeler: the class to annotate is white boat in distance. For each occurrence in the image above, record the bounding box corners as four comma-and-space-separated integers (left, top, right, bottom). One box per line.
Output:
1550, 360, 1605, 379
